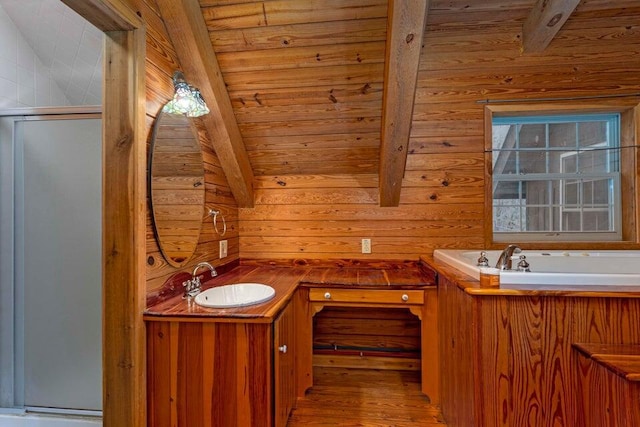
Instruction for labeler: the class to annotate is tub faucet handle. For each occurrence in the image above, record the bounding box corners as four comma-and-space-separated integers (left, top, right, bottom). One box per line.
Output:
477, 251, 489, 267
516, 255, 530, 272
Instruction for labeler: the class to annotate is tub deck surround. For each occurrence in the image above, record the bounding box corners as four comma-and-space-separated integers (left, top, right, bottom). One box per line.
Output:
435, 249, 640, 286
422, 254, 640, 297
429, 253, 640, 427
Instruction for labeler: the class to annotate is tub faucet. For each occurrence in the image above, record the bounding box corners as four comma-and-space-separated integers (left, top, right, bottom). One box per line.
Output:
183, 262, 218, 298
495, 245, 522, 270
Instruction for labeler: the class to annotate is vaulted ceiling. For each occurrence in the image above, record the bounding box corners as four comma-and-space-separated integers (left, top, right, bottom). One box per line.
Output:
8, 0, 632, 208
155, 0, 621, 208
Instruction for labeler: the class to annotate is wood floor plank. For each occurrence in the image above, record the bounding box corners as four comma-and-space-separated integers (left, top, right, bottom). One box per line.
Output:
287, 367, 446, 426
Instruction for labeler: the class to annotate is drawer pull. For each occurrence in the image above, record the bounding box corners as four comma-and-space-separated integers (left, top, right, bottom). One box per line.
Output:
324, 292, 331, 299
402, 294, 409, 302
278, 344, 288, 354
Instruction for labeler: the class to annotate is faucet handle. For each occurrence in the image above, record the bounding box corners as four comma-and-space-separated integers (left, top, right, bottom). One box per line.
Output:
182, 277, 202, 298
517, 255, 530, 272
182, 279, 193, 298
477, 251, 489, 267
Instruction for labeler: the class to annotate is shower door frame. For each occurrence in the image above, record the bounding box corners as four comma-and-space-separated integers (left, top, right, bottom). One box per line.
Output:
0, 108, 103, 416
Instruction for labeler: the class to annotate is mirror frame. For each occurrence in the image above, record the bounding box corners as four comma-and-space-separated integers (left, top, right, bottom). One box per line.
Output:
148, 110, 206, 268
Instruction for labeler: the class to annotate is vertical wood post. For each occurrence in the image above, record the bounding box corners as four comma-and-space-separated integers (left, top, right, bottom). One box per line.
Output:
102, 27, 147, 427
61, 1, 147, 426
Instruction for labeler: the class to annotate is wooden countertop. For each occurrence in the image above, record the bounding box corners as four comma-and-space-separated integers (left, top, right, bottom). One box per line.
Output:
144, 265, 309, 323
300, 265, 434, 289
144, 263, 435, 322
421, 255, 640, 298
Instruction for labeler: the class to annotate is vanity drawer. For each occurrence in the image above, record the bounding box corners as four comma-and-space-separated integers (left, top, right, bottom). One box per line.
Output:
308, 288, 424, 305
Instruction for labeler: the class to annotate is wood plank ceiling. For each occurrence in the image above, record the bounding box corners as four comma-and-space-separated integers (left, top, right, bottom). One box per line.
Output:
156, 0, 627, 207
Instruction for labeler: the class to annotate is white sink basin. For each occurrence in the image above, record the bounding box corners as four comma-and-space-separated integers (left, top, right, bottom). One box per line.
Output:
194, 283, 276, 308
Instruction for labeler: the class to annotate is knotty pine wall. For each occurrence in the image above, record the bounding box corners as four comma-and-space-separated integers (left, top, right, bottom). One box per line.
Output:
141, 0, 239, 293
238, 4, 640, 261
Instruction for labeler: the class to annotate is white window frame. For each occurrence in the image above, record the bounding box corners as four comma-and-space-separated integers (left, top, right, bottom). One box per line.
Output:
491, 113, 622, 243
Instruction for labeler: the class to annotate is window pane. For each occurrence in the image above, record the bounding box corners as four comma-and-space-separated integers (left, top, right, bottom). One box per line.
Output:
519, 123, 545, 149
578, 149, 608, 173
494, 200, 522, 232
493, 124, 513, 150
523, 180, 549, 205
519, 150, 546, 174
526, 206, 550, 231
564, 180, 579, 205
578, 121, 608, 147
549, 122, 576, 149
551, 206, 562, 231
494, 180, 519, 200
583, 211, 611, 231
550, 180, 561, 204
559, 152, 576, 173
493, 150, 517, 174
582, 180, 593, 205
563, 211, 581, 231
592, 179, 610, 204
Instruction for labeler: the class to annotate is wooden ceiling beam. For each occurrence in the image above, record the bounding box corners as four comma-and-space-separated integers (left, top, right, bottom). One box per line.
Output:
379, 0, 429, 207
522, 0, 581, 53
155, 0, 254, 207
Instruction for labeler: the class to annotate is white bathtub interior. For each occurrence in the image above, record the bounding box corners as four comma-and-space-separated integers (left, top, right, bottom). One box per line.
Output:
434, 249, 640, 286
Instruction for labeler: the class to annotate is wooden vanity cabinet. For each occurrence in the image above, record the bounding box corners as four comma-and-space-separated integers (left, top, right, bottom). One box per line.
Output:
274, 299, 296, 427
146, 297, 298, 427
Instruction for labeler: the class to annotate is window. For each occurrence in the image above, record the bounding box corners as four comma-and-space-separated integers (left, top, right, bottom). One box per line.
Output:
491, 113, 621, 242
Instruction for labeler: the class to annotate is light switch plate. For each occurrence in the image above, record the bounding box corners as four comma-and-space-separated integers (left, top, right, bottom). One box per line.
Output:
219, 240, 228, 258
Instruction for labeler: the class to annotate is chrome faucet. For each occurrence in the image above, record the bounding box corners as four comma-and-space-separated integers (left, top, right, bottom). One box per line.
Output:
495, 245, 522, 270
193, 261, 217, 279
183, 262, 218, 298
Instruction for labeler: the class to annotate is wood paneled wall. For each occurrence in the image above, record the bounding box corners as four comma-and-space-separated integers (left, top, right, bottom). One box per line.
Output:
239, 4, 640, 260
141, 0, 239, 293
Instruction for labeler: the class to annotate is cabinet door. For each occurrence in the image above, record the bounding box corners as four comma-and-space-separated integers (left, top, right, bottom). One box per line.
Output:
274, 301, 296, 427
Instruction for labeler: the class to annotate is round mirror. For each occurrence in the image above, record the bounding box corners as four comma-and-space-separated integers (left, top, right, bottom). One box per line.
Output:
149, 111, 205, 267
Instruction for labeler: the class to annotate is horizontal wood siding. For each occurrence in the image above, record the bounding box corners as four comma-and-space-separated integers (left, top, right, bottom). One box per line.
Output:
236, 3, 640, 260
143, 0, 239, 293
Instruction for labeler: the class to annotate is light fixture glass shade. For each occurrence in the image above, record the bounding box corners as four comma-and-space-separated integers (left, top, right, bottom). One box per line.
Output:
162, 71, 210, 117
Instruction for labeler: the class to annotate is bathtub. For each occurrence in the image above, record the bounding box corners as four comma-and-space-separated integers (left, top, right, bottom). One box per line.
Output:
433, 249, 640, 286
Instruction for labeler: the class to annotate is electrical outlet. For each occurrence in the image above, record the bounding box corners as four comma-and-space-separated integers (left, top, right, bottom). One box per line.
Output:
219, 240, 228, 258
361, 238, 371, 254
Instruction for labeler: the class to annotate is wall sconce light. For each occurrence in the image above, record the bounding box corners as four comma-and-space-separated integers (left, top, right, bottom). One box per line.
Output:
162, 71, 210, 117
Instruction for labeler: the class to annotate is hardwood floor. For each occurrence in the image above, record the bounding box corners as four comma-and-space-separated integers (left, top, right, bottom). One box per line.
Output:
286, 367, 446, 426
